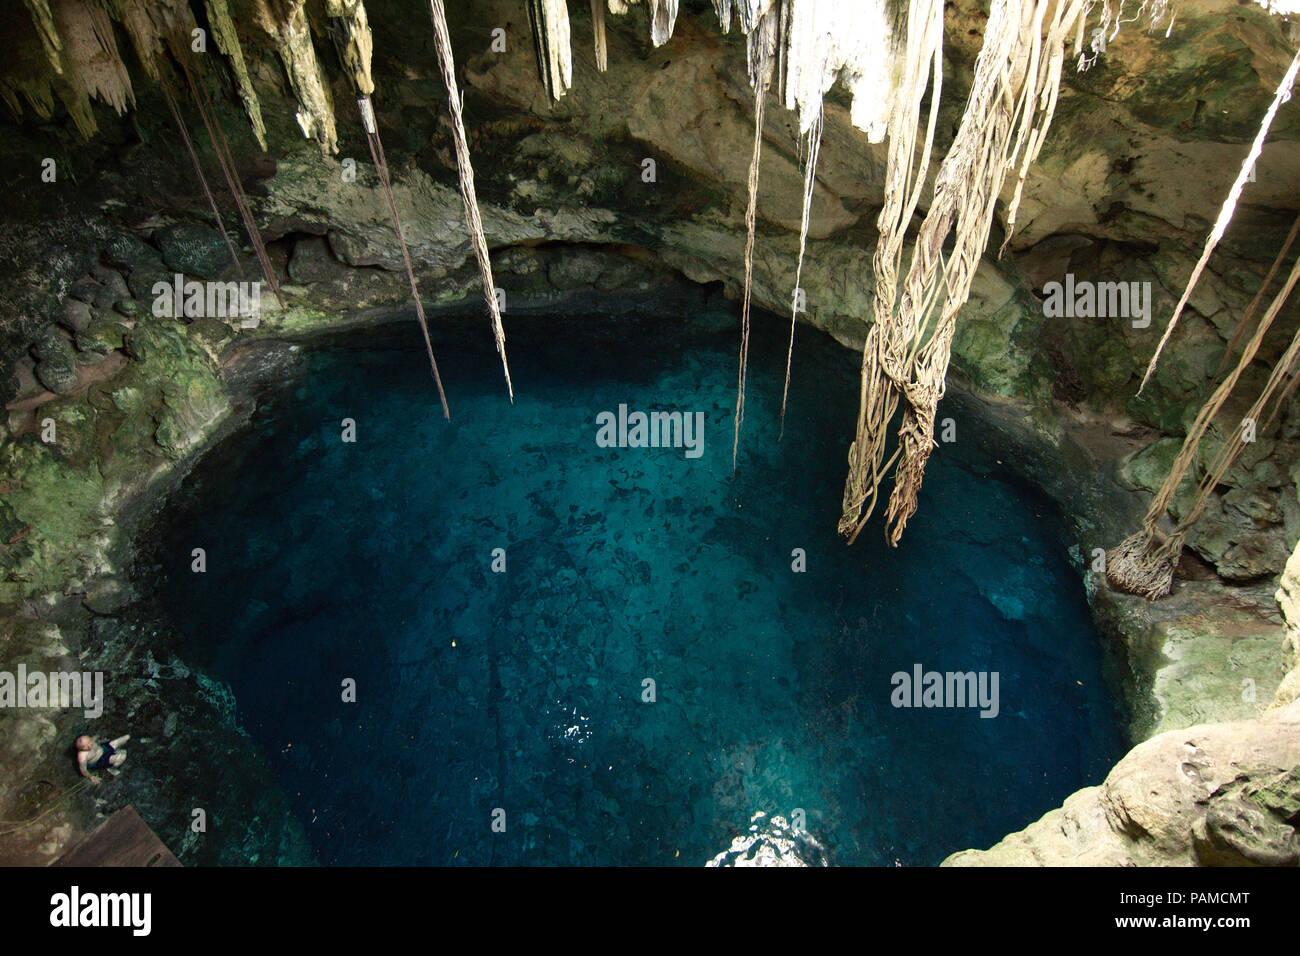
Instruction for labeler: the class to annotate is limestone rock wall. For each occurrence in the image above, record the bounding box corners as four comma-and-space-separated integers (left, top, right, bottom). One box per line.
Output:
944, 699, 1300, 866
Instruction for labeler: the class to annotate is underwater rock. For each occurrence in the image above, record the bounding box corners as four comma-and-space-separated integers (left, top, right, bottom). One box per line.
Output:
706, 812, 829, 867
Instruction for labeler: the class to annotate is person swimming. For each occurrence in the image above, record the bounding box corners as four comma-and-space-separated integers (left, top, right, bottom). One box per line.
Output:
75, 734, 131, 784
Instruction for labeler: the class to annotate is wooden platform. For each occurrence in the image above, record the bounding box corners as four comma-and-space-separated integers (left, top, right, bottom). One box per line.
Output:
52, 806, 182, 868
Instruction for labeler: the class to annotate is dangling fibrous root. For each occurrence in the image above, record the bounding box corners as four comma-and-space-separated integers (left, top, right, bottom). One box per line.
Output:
1213, 210, 1300, 380
1107, 245, 1300, 599
160, 80, 242, 278
429, 0, 514, 401
841, 0, 1093, 546
359, 95, 450, 419
170, 32, 285, 310
733, 11, 774, 473
839, 0, 945, 543
1104, 531, 1178, 601
779, 105, 822, 440
1139, 47, 1300, 394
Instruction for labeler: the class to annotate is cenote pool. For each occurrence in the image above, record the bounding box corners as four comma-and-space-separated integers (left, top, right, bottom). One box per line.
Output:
141, 304, 1125, 866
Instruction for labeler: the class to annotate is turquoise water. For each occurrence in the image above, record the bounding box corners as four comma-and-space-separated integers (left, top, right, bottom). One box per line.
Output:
147, 306, 1125, 865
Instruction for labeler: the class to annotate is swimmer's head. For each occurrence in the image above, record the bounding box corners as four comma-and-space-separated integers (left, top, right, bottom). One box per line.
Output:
75, 735, 93, 752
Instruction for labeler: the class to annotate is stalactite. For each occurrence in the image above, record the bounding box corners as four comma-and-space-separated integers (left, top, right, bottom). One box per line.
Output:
647, 0, 679, 46
1139, 46, 1300, 393
429, 0, 514, 400
526, 0, 573, 101
255, 0, 339, 154
0, 76, 57, 123
324, 0, 375, 95
712, 0, 733, 32
169, 29, 286, 308
0, 85, 22, 119
23, 0, 65, 74
1214, 213, 1300, 379
591, 0, 608, 72
732, 11, 775, 472
605, 0, 680, 45
576, 0, 927, 147
732, 0, 772, 34
205, 0, 269, 151
2, 8, 62, 123
44, 0, 136, 139
115, 0, 166, 79
161, 78, 244, 277
778, 1, 899, 140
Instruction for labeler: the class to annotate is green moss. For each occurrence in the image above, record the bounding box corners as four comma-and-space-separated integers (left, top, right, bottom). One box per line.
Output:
36, 397, 99, 469
76, 319, 127, 355
1, 314, 233, 600
156, 369, 228, 460
0, 439, 105, 601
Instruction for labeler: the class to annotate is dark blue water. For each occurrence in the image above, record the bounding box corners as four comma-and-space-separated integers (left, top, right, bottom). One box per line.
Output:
147, 306, 1125, 866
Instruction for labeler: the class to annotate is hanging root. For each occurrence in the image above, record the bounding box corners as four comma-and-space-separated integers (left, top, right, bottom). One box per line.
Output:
171, 33, 286, 310
1140, 47, 1300, 394
733, 12, 773, 472
840, 0, 1091, 546
780, 106, 822, 440
1105, 228, 1300, 601
1105, 531, 1176, 601
360, 96, 451, 419
429, 0, 513, 400
1214, 210, 1300, 379
839, 0, 943, 540
161, 80, 242, 278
